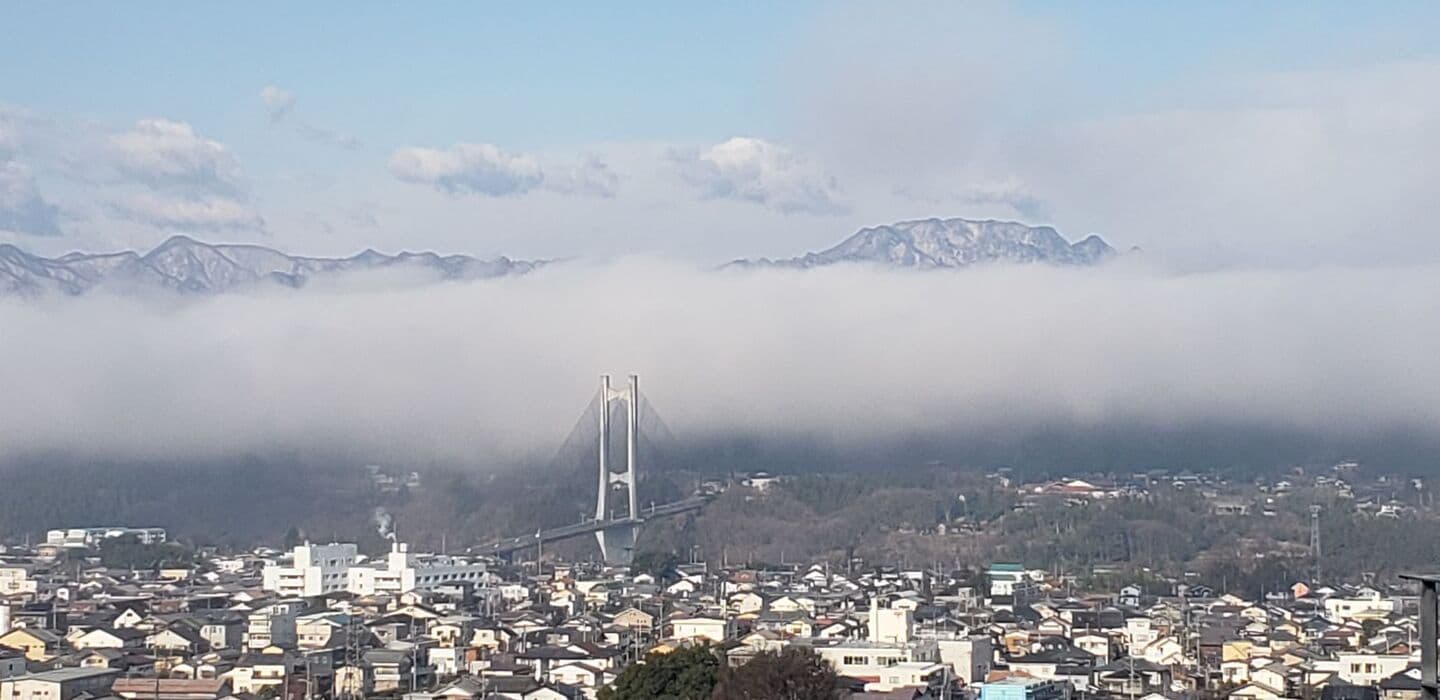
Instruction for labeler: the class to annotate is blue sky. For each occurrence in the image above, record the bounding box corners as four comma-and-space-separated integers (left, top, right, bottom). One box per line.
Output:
1, 2, 1438, 265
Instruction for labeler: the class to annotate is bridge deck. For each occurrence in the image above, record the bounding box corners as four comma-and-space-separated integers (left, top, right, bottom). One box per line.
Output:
474, 496, 709, 557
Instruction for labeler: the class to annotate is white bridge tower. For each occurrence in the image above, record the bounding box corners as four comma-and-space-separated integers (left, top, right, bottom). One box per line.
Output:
595, 374, 641, 564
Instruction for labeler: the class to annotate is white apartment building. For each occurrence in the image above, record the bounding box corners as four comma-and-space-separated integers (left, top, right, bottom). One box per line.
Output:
813, 639, 942, 685
246, 601, 305, 650
345, 543, 487, 596
45, 527, 166, 549
261, 543, 359, 597
1324, 588, 1397, 622
260, 543, 487, 599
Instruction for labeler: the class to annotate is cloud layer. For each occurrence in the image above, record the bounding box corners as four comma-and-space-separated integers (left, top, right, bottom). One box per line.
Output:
0, 160, 61, 236
1, 260, 1437, 469
389, 142, 545, 196
676, 137, 846, 215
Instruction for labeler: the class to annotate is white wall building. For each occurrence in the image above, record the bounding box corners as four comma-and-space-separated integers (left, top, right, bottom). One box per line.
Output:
1336, 652, 1411, 687
935, 635, 992, 684
814, 639, 941, 685
259, 543, 487, 598
246, 601, 305, 650
261, 543, 359, 597
346, 543, 487, 596
868, 599, 913, 645
669, 617, 729, 643
0, 568, 38, 597
45, 527, 166, 549
1324, 589, 1397, 622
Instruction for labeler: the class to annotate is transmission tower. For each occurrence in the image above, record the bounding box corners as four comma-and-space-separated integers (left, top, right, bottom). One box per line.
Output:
1309, 504, 1322, 585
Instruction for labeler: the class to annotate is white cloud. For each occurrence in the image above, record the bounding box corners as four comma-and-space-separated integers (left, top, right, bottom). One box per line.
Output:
109, 118, 244, 196
109, 192, 262, 232
547, 154, 619, 198
0, 160, 61, 237
388, 143, 544, 196
676, 137, 846, 215
259, 85, 297, 123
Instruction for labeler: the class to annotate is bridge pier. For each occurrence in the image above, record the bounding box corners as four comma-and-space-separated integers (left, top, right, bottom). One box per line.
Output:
596, 523, 638, 566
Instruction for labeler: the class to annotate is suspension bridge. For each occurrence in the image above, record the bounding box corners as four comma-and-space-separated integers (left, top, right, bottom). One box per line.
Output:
472, 374, 709, 565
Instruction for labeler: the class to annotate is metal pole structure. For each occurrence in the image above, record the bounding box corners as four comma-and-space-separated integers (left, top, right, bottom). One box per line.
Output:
597, 375, 611, 521
626, 374, 640, 520
1402, 574, 1439, 700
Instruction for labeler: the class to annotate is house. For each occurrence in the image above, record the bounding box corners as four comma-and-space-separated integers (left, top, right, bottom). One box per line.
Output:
226, 652, 295, 695
1337, 652, 1410, 687
611, 607, 655, 632
111, 677, 232, 700
0, 626, 62, 661
546, 661, 614, 690
149, 625, 209, 654
198, 613, 244, 650
71, 626, 148, 650
668, 616, 728, 643
1229, 680, 1286, 700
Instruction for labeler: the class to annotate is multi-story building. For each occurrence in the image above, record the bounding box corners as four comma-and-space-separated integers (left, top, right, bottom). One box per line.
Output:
346, 543, 487, 596
812, 638, 941, 684
260, 542, 487, 598
261, 543, 359, 597
246, 601, 305, 650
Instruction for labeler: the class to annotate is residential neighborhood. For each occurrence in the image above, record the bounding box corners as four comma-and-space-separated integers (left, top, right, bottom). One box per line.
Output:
0, 520, 1435, 700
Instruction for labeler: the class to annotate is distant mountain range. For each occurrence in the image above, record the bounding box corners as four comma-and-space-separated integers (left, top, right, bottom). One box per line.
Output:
726, 217, 1115, 270
0, 217, 1115, 297
0, 235, 541, 297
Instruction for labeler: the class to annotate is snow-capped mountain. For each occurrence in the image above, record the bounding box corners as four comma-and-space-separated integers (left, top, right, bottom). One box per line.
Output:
0, 235, 540, 297
727, 217, 1115, 270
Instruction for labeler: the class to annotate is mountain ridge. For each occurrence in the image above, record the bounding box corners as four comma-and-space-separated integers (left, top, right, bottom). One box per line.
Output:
0, 234, 541, 297
0, 216, 1118, 297
726, 217, 1115, 270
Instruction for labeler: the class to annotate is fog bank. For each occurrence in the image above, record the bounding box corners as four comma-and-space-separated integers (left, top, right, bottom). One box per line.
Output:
2, 259, 1438, 470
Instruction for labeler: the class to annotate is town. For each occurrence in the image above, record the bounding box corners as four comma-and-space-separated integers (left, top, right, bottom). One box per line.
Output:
1, 460, 1436, 700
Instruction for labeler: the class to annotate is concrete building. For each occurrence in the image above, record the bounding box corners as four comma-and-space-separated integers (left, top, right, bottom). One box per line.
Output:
246, 601, 305, 650
45, 527, 166, 549
346, 543, 487, 596
868, 599, 913, 645
261, 543, 359, 597
813, 639, 941, 683
935, 634, 993, 685
0, 668, 121, 700
0, 567, 38, 597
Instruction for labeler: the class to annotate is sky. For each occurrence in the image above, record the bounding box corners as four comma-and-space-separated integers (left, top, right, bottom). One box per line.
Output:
2, 2, 1438, 267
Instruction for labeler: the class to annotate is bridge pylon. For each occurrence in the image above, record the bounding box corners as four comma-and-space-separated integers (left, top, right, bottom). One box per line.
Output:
595, 374, 641, 564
